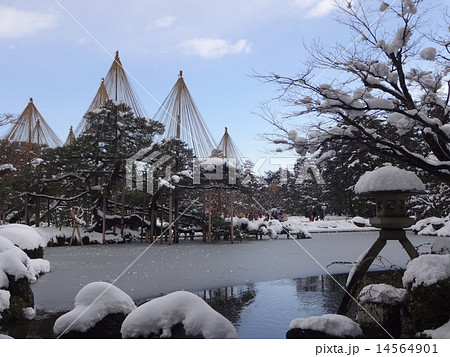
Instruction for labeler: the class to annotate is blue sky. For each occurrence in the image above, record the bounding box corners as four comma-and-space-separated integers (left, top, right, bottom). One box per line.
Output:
0, 0, 349, 168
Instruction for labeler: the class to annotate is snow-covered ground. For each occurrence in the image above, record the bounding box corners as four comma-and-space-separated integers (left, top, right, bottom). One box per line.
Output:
31, 231, 433, 313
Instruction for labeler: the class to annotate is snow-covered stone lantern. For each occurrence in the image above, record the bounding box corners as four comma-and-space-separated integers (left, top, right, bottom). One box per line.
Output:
355, 165, 426, 229
338, 165, 425, 316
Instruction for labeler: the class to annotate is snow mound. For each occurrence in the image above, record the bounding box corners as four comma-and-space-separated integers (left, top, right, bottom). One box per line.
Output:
403, 254, 450, 289
54, 282, 136, 335
422, 319, 450, 338
0, 236, 16, 253
0, 334, 13, 339
0, 269, 8, 289
358, 283, 406, 305
0, 289, 10, 313
0, 224, 44, 250
354, 165, 425, 194
0, 248, 36, 283
29, 258, 51, 276
121, 291, 238, 339
289, 314, 363, 337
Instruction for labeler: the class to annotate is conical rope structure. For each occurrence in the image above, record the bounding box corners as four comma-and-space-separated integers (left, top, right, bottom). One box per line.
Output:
216, 127, 243, 166
2, 98, 62, 148
104, 51, 146, 118
74, 78, 109, 136
74, 51, 146, 137
153, 71, 217, 158
65, 125, 76, 145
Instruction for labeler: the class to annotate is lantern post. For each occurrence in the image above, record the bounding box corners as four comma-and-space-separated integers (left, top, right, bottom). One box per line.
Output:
338, 166, 425, 315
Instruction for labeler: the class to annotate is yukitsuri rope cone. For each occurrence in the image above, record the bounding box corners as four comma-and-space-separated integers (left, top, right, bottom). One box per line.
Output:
75, 51, 146, 137
216, 127, 244, 166
153, 70, 217, 158
2, 97, 62, 148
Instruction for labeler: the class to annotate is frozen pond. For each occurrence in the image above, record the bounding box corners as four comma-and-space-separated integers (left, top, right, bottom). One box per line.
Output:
1, 272, 397, 339
1, 231, 432, 338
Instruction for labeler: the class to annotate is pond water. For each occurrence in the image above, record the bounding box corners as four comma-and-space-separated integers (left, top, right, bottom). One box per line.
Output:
0, 270, 400, 339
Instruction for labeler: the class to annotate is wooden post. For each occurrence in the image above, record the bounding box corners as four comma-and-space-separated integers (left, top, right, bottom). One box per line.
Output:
208, 189, 212, 244
149, 206, 155, 243
168, 191, 173, 245
120, 188, 125, 237
47, 199, 51, 226
102, 196, 106, 245
160, 206, 164, 245
69, 208, 84, 246
24, 194, 29, 225
230, 190, 234, 244
35, 196, 40, 227
113, 188, 117, 235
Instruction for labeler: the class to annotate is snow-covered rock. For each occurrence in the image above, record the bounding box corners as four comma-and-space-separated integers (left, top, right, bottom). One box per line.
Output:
54, 282, 136, 336
288, 314, 363, 338
354, 165, 425, 194
121, 291, 238, 339
0, 333, 13, 339
358, 283, 406, 305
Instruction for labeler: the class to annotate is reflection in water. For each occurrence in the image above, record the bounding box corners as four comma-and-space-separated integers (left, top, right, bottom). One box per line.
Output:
0, 271, 402, 339
196, 271, 401, 339
197, 276, 347, 339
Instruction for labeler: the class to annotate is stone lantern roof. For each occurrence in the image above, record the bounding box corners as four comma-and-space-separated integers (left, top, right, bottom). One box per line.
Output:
355, 165, 425, 229
354, 165, 425, 195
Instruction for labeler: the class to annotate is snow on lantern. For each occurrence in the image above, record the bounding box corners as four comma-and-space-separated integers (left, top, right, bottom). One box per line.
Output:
354, 165, 425, 229
338, 165, 425, 316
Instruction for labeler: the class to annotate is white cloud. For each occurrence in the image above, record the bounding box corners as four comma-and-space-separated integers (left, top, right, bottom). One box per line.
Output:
294, 0, 342, 18
0, 5, 57, 38
154, 15, 176, 28
180, 38, 252, 59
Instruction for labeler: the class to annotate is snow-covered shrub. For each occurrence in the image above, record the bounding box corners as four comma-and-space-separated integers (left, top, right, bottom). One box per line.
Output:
287, 314, 363, 339
403, 255, 450, 331
54, 281, 136, 338
0, 248, 36, 322
0, 224, 45, 258
121, 291, 237, 339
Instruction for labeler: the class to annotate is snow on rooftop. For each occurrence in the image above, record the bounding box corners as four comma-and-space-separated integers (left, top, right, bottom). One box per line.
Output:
358, 283, 406, 305
403, 254, 450, 289
0, 224, 44, 250
289, 314, 363, 337
121, 291, 238, 339
54, 281, 136, 336
354, 165, 425, 194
